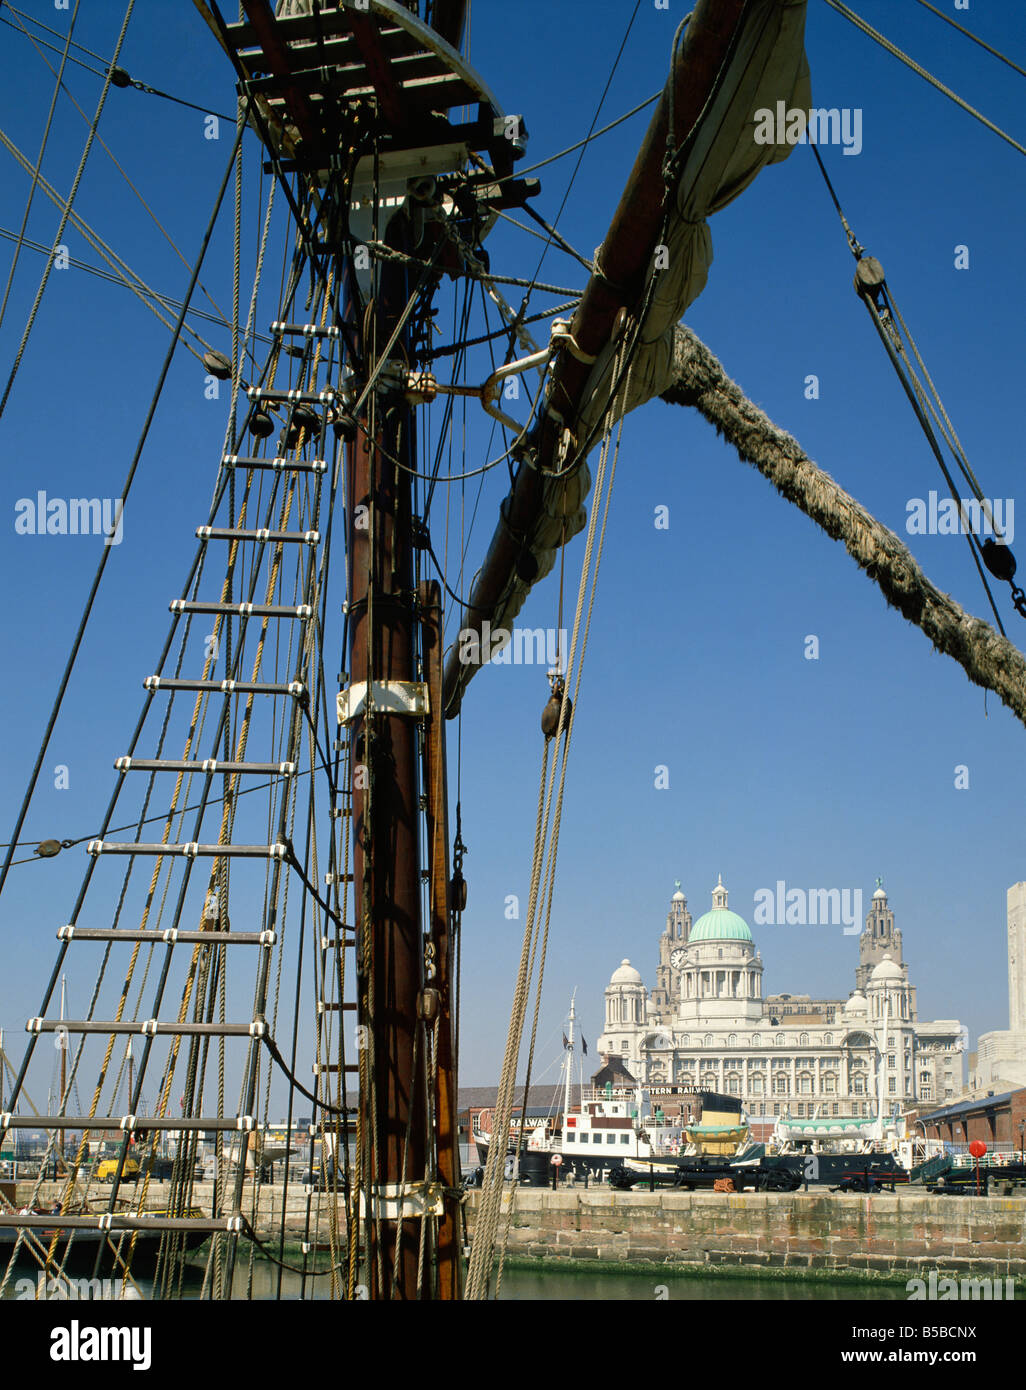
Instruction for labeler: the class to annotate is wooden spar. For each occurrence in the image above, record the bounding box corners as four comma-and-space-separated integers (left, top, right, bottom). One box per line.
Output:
347, 205, 426, 1300
419, 579, 462, 1299
441, 0, 749, 715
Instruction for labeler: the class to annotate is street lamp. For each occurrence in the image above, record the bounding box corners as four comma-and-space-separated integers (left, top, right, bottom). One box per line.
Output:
1017, 1119, 1024, 1163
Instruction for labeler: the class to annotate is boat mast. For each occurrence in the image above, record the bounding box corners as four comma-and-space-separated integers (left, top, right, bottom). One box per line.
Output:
58, 974, 66, 1164
206, 0, 522, 1300
564, 993, 576, 1121
346, 197, 428, 1300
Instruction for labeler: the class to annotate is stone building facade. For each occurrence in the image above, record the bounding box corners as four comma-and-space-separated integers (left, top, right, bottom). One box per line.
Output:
972, 882, 1026, 1092
597, 878, 964, 1119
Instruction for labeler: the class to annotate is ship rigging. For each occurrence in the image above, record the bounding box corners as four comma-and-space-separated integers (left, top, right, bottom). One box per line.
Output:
0, 0, 1023, 1304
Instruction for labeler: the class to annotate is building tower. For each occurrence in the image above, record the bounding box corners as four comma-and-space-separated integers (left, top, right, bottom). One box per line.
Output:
602, 960, 648, 1063
1009, 881, 1026, 1035
866, 954, 915, 1104
855, 881, 917, 1017
973, 882, 1026, 1092
650, 882, 692, 1024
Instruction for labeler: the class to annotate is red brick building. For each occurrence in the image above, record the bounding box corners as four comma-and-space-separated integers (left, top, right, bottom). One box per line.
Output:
915, 1087, 1026, 1154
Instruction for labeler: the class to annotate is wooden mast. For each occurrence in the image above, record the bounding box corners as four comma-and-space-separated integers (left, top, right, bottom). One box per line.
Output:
210, 0, 500, 1299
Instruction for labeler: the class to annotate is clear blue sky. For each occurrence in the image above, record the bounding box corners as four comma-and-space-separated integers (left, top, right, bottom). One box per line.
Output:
0, 1, 1023, 1106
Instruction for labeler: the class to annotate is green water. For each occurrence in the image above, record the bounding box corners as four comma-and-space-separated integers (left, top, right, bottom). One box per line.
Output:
497, 1266, 901, 1300
3, 1257, 902, 1300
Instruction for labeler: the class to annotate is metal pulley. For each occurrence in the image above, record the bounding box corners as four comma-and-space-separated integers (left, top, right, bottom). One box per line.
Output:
291, 403, 321, 434
981, 537, 1016, 583
332, 411, 357, 442
203, 349, 233, 381
249, 410, 274, 438
450, 869, 467, 913
981, 538, 1026, 618
853, 255, 886, 304
515, 548, 539, 583
541, 677, 572, 739
417, 988, 440, 1022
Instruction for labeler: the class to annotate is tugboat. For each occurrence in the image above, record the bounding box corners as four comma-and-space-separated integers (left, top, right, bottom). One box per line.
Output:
485, 996, 755, 1185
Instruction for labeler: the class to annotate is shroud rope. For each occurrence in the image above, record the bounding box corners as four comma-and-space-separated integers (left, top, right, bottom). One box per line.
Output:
661, 324, 1026, 730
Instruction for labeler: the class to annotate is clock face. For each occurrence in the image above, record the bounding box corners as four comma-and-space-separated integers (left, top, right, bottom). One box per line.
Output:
670, 947, 686, 970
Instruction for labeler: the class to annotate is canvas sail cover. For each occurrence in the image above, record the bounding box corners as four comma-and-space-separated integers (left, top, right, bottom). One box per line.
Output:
455, 1, 810, 688
577, 0, 811, 437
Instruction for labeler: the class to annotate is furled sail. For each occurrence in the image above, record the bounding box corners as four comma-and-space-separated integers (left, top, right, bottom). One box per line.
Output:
444, 0, 810, 712
575, 0, 811, 440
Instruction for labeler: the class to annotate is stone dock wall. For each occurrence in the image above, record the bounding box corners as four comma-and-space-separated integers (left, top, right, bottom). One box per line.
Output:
15, 1182, 1026, 1281
464, 1189, 1026, 1280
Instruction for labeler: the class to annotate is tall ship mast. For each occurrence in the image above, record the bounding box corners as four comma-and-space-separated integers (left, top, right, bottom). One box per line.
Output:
0, 0, 1024, 1306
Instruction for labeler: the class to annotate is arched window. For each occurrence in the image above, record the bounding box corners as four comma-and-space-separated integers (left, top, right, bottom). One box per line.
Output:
679, 1034, 690, 1048
799, 1032, 810, 1046
704, 1034, 714, 1048
773, 1075, 789, 1096
751, 1033, 761, 1047
701, 1072, 718, 1090
775, 1034, 785, 1046
823, 1034, 833, 1045
728, 1033, 737, 1047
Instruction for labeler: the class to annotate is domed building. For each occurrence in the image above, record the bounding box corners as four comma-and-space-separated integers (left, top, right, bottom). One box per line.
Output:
676, 877, 764, 1026
597, 878, 965, 1120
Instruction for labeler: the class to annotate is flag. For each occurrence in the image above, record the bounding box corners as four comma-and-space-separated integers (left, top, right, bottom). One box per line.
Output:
581, 1035, 588, 1056
562, 1033, 569, 1050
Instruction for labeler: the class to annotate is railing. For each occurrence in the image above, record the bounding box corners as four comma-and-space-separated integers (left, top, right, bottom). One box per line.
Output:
948, 1144, 1023, 1167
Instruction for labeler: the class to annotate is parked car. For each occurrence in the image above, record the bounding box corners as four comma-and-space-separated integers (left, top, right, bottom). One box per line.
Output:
141, 1156, 176, 1181
926, 1169, 989, 1196
96, 1156, 140, 1183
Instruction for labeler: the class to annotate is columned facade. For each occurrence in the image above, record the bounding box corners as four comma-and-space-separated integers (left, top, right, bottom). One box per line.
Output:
597, 879, 965, 1119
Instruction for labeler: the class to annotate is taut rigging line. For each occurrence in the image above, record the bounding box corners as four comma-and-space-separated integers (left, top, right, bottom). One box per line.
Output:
0, 0, 136, 420
0, 0, 80, 334
911, 0, 1026, 84
821, 0, 1026, 162
809, 143, 1026, 631
0, 113, 250, 910
1, 13, 243, 349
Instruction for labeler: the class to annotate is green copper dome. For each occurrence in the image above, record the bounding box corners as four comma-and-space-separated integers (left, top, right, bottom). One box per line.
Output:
688, 876, 753, 943
689, 909, 753, 943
